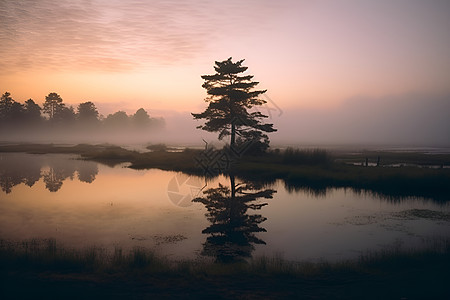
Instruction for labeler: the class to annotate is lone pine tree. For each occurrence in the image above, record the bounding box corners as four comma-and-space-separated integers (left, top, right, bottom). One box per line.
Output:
192, 57, 276, 153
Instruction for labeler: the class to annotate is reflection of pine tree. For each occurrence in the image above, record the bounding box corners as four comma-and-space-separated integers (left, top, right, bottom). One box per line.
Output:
193, 176, 276, 263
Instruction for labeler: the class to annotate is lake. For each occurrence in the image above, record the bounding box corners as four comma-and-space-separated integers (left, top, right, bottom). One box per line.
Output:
1, 153, 449, 262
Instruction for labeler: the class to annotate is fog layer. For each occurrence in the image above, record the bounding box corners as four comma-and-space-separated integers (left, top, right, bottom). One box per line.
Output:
161, 93, 450, 148
1, 93, 448, 148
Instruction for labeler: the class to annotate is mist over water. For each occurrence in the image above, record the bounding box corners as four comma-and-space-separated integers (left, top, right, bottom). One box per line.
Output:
2, 93, 449, 149
269, 93, 450, 147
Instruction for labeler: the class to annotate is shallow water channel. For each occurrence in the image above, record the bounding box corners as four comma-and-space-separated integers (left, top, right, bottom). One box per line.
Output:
1, 153, 449, 262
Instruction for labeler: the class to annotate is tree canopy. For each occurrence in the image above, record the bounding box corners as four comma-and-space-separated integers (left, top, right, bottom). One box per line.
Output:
192, 57, 276, 153
24, 99, 42, 123
43, 92, 64, 120
0, 92, 16, 121
77, 101, 99, 123
133, 108, 151, 127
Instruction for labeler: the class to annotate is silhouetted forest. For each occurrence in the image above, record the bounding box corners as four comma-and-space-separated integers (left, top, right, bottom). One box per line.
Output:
0, 91, 165, 142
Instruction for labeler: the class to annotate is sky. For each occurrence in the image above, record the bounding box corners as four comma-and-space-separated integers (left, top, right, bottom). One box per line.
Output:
1, 0, 450, 146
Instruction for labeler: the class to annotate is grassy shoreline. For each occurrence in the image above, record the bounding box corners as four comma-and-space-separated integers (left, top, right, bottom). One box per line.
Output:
1, 143, 450, 201
1, 238, 449, 299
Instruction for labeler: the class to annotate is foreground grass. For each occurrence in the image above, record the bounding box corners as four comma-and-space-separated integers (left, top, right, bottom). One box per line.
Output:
1, 238, 449, 299
1, 143, 450, 201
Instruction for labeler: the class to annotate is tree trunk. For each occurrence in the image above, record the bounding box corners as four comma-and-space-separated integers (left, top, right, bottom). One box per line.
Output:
231, 122, 236, 147
230, 175, 236, 199
229, 175, 236, 223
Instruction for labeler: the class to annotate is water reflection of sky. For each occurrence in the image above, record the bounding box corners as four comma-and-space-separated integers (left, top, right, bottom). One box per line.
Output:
0, 153, 449, 262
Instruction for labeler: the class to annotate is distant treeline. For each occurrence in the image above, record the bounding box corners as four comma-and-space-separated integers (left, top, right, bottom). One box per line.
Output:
0, 91, 165, 138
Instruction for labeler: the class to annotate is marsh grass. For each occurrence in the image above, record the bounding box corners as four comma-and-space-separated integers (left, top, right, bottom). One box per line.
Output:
355, 237, 450, 280
0, 239, 172, 275
146, 143, 168, 152
281, 147, 332, 166
338, 150, 450, 167
2, 238, 449, 277
2, 238, 450, 299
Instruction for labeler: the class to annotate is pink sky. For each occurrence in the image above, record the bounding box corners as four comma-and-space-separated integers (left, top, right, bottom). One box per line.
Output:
1, 0, 449, 145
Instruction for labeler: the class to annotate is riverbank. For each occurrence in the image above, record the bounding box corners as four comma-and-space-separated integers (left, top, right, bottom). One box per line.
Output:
1, 238, 449, 299
1, 143, 450, 201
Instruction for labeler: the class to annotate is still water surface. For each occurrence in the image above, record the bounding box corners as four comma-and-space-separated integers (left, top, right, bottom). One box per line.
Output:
1, 153, 449, 262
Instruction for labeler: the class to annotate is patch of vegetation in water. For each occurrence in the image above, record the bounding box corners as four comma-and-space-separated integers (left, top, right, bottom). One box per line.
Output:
336, 149, 450, 167
335, 209, 450, 229
393, 209, 450, 221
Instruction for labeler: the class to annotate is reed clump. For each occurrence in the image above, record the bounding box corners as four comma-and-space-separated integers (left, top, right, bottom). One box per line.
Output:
282, 147, 332, 166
